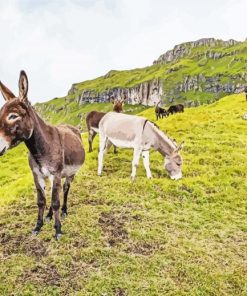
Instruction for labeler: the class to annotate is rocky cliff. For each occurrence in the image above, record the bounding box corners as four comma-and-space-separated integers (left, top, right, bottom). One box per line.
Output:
38, 38, 247, 112
153, 38, 240, 64
64, 38, 247, 107
69, 78, 163, 106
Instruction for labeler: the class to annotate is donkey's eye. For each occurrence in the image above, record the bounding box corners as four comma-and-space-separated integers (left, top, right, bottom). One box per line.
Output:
8, 114, 19, 120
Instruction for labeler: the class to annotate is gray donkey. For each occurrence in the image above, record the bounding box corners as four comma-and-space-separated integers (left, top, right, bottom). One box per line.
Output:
97, 112, 184, 180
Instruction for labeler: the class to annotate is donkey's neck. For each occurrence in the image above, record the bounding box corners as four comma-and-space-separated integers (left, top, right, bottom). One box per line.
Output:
152, 126, 176, 156
24, 107, 57, 162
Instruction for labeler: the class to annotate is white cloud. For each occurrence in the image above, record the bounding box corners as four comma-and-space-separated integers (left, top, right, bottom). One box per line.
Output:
0, 0, 246, 105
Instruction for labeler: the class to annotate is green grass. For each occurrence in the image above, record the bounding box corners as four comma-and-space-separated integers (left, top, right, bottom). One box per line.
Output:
0, 94, 247, 295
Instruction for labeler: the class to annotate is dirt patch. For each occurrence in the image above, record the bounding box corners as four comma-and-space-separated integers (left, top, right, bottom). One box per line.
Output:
19, 258, 98, 295
126, 242, 158, 256
0, 232, 48, 259
98, 212, 128, 246
179, 184, 193, 193
70, 236, 89, 248
21, 264, 61, 287
113, 287, 128, 296
61, 259, 99, 295
22, 236, 48, 258
82, 198, 105, 206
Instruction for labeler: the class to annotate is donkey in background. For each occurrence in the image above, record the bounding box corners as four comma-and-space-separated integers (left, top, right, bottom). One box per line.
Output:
86, 98, 125, 153
167, 104, 184, 115
155, 101, 168, 120
97, 112, 184, 180
0, 71, 85, 239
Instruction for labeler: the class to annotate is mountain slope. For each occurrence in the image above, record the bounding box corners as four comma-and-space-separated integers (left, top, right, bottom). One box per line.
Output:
1, 93, 247, 295
36, 38, 247, 125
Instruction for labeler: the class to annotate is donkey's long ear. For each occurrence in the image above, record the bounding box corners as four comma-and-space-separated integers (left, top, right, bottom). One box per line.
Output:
0, 81, 16, 101
18, 70, 28, 101
175, 141, 185, 152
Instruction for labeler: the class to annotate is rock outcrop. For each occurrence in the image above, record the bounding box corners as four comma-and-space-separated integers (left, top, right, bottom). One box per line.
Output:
153, 38, 240, 64
65, 38, 246, 107
68, 73, 247, 106
175, 73, 247, 94
70, 79, 163, 106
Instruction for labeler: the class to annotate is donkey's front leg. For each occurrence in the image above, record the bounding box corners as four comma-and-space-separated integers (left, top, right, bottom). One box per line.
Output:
131, 148, 142, 181
51, 175, 62, 240
32, 174, 46, 235
142, 150, 152, 179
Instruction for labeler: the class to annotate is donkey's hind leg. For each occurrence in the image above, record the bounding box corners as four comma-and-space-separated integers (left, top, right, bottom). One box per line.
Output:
105, 140, 116, 154
88, 129, 97, 153
61, 175, 75, 218
51, 175, 62, 240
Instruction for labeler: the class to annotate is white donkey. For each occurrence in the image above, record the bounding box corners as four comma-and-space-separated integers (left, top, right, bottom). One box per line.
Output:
97, 112, 184, 180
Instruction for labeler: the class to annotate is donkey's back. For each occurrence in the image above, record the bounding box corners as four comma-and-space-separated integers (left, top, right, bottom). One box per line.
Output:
57, 124, 81, 139
99, 112, 147, 147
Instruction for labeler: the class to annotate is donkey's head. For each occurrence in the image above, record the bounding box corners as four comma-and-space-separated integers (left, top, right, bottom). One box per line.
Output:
0, 71, 33, 156
112, 99, 124, 113
164, 142, 184, 180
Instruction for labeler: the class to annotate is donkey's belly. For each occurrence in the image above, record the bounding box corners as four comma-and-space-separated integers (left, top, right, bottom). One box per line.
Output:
109, 138, 135, 148
61, 165, 81, 178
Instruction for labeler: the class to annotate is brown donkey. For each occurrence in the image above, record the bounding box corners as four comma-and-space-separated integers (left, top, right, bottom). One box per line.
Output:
86, 98, 124, 153
0, 71, 85, 239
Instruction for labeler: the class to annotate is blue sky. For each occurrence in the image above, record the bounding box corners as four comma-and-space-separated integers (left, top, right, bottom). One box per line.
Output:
0, 0, 246, 104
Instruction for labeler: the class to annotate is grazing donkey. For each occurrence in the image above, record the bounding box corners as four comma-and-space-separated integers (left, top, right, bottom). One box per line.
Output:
97, 112, 184, 180
167, 104, 184, 115
86, 98, 124, 153
155, 102, 168, 120
0, 71, 85, 239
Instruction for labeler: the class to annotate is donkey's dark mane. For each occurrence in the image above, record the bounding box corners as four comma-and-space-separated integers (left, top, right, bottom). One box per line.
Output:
147, 120, 177, 149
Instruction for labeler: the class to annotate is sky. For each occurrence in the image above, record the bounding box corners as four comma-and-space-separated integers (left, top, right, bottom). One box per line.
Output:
0, 0, 246, 104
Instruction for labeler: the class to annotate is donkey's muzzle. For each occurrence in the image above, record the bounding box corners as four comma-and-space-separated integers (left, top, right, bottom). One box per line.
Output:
170, 172, 182, 180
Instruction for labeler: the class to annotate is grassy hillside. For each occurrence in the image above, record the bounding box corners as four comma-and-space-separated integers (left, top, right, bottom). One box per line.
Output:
35, 100, 149, 130
0, 94, 247, 295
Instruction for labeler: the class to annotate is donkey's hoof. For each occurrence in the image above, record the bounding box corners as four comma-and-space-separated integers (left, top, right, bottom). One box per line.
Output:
32, 229, 40, 236
45, 216, 52, 223
55, 233, 62, 240
61, 211, 67, 218
130, 176, 135, 182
